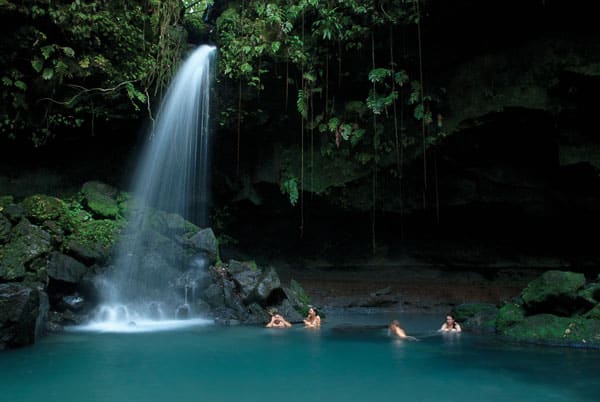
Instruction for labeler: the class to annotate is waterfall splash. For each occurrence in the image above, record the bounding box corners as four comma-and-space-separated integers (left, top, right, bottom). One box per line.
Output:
86, 46, 216, 331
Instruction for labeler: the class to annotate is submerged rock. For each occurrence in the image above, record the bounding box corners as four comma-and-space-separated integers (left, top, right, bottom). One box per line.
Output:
0, 283, 48, 350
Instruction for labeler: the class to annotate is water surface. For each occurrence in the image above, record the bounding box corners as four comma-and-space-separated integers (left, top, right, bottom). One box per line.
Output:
1, 313, 598, 402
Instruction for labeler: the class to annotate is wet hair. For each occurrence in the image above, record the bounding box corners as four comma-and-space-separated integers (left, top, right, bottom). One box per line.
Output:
446, 314, 456, 321
309, 306, 318, 315
390, 320, 401, 327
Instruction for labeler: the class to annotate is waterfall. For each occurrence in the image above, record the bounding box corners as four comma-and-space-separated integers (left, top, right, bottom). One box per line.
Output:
91, 45, 216, 329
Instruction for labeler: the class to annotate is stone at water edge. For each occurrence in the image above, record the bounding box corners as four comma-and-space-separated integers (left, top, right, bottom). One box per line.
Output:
495, 303, 526, 331
451, 303, 499, 333
499, 314, 600, 346
0, 283, 48, 350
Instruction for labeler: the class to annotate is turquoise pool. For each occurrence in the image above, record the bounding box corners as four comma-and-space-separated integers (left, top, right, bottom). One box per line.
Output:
0, 312, 598, 402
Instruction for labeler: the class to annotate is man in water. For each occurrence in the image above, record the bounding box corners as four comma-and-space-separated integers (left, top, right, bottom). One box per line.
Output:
388, 320, 417, 340
266, 310, 292, 328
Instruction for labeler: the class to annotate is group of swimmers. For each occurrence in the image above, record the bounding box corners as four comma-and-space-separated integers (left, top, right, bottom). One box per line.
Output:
266, 307, 462, 339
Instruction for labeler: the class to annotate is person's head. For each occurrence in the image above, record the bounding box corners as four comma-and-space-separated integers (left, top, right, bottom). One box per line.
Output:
269, 308, 278, 317
445, 315, 456, 325
308, 307, 317, 317
390, 320, 401, 328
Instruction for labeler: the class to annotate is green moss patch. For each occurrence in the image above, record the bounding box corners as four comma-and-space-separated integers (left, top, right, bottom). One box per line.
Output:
22, 195, 67, 223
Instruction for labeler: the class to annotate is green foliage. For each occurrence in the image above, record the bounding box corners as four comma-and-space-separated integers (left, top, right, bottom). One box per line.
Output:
0, 0, 185, 145
280, 177, 299, 206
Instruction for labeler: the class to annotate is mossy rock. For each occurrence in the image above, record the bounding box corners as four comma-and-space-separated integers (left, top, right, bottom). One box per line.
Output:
22, 195, 67, 223
578, 283, 600, 304
64, 219, 124, 264
500, 314, 600, 346
0, 195, 14, 210
0, 219, 51, 281
283, 279, 312, 317
451, 303, 499, 333
148, 210, 199, 236
521, 271, 586, 315
81, 181, 120, 219
495, 303, 526, 331
584, 305, 600, 320
0, 213, 11, 244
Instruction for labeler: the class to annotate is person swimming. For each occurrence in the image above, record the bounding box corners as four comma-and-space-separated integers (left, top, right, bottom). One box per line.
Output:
266, 310, 292, 328
388, 320, 417, 340
303, 307, 321, 329
439, 314, 462, 332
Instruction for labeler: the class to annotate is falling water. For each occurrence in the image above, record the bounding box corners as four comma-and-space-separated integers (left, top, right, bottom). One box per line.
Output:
89, 46, 216, 330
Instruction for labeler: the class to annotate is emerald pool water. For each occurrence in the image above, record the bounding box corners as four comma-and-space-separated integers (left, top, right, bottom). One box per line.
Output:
1, 312, 598, 402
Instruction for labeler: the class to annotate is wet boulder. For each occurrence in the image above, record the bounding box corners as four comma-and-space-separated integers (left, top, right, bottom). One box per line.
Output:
189, 228, 218, 264
47, 252, 88, 284
0, 283, 48, 350
203, 283, 225, 308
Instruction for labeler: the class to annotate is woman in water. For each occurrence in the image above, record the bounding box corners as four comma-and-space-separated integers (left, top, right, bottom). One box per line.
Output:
439, 314, 462, 332
303, 307, 321, 328
388, 320, 417, 340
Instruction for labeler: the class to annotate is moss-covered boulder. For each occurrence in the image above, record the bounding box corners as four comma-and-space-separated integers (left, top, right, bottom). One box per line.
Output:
0, 195, 14, 209
451, 303, 499, 333
148, 210, 199, 237
584, 305, 600, 320
578, 283, 600, 305
21, 195, 66, 223
0, 219, 51, 281
283, 279, 313, 317
1, 203, 23, 223
81, 181, 120, 219
495, 302, 526, 331
64, 219, 124, 264
521, 270, 587, 315
500, 314, 600, 346
0, 213, 11, 244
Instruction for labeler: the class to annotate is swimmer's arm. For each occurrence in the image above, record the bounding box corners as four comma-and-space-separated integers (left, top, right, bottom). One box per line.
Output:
455, 323, 462, 332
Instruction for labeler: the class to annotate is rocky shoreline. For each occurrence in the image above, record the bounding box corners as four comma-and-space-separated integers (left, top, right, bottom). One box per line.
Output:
2, 182, 600, 350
